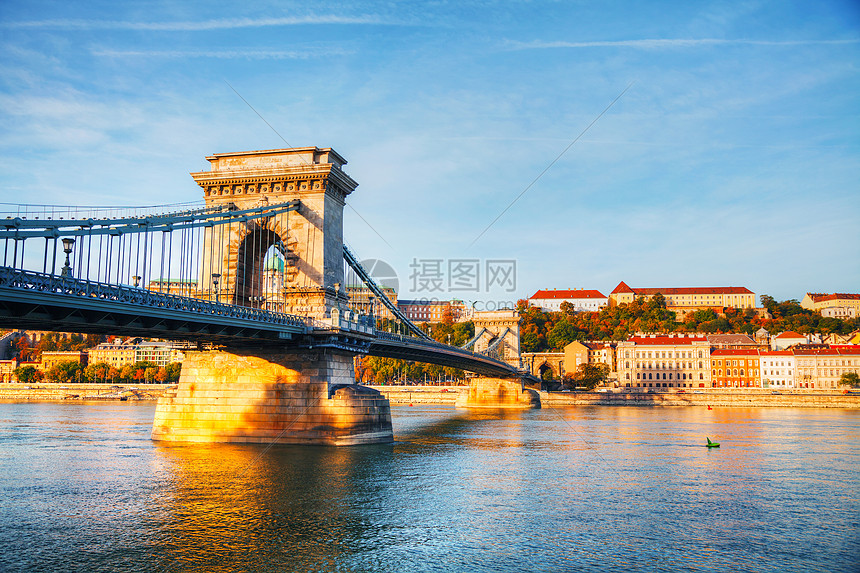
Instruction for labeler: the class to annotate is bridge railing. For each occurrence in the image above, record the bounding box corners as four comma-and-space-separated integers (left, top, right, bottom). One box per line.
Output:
0, 266, 310, 330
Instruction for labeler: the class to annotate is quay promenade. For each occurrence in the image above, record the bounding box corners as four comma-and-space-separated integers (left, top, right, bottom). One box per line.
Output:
368, 385, 860, 409
0, 383, 171, 401
2, 383, 858, 408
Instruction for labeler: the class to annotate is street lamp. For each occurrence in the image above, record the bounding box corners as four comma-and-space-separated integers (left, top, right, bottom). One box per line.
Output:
60, 237, 75, 277
211, 273, 221, 303
132, 275, 141, 288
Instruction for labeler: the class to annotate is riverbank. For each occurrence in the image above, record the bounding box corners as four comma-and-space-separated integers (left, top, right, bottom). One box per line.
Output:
0, 383, 173, 401
4, 383, 858, 408
368, 385, 860, 408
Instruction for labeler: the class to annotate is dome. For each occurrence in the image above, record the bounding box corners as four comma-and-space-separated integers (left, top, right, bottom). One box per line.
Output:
265, 255, 285, 273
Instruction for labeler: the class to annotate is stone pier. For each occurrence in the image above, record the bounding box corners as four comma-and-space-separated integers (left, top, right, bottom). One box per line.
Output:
151, 349, 393, 445
455, 376, 541, 409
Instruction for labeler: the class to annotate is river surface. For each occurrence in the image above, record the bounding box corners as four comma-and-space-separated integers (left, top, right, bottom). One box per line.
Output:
0, 402, 857, 572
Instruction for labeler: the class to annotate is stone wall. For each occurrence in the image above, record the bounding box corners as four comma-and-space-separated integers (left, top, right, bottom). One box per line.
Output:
454, 377, 540, 409
539, 390, 860, 409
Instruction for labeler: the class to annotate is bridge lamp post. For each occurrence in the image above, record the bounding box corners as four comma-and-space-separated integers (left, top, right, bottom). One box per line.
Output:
211, 273, 221, 303
60, 237, 75, 277
132, 275, 141, 288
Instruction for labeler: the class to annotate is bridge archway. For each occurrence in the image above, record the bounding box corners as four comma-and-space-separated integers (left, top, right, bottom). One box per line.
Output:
193, 147, 358, 320
230, 221, 294, 309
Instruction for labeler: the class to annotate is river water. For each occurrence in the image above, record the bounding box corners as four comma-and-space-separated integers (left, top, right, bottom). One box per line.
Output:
0, 402, 857, 572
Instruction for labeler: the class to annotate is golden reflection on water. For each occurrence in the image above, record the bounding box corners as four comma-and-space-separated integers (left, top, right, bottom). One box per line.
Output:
77, 403, 857, 572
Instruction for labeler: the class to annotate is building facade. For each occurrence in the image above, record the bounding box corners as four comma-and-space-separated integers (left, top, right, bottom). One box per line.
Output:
710, 349, 761, 388
771, 331, 808, 351
794, 347, 860, 390
609, 281, 756, 311
396, 299, 468, 323
616, 335, 711, 389
563, 341, 616, 375
528, 289, 608, 312
88, 343, 137, 368
41, 351, 87, 372
347, 286, 398, 320
801, 293, 860, 317
760, 351, 796, 388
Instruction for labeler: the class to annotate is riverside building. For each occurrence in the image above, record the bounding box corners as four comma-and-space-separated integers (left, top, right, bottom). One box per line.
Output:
616, 334, 711, 389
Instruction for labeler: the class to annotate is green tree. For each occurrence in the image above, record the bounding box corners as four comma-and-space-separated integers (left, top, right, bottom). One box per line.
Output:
46, 360, 83, 383
83, 362, 111, 383
563, 363, 610, 390
13, 365, 43, 384
838, 372, 860, 388
547, 318, 581, 349
164, 362, 181, 382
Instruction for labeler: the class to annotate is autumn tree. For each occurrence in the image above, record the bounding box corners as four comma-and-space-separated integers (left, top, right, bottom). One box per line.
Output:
46, 360, 83, 383
563, 363, 610, 390
14, 365, 43, 384
83, 362, 112, 383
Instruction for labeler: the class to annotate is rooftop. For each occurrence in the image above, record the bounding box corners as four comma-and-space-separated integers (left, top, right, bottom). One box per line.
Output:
611, 281, 753, 296
530, 289, 606, 300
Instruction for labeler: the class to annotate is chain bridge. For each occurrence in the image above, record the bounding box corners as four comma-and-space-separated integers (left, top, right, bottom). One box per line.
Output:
1, 147, 537, 445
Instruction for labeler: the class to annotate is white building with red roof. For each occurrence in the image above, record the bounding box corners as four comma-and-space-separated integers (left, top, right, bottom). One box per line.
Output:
800, 292, 860, 318
528, 288, 607, 312
771, 331, 808, 351
616, 334, 711, 389
793, 346, 860, 389
760, 351, 796, 388
608, 281, 756, 312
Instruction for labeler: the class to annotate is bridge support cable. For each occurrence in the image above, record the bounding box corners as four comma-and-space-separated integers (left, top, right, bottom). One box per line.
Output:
484, 327, 510, 361
0, 200, 299, 308
460, 327, 487, 350
341, 245, 431, 340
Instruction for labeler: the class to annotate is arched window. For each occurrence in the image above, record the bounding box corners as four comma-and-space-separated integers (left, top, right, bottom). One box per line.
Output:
740, 369, 745, 376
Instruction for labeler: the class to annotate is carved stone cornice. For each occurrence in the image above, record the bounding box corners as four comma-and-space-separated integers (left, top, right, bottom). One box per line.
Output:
190, 147, 358, 201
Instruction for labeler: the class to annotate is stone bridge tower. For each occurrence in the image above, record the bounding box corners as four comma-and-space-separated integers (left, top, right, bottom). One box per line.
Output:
153, 147, 393, 446
191, 147, 357, 320
472, 309, 521, 369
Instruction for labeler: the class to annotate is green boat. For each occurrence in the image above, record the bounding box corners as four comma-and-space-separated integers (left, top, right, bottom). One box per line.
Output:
706, 437, 720, 448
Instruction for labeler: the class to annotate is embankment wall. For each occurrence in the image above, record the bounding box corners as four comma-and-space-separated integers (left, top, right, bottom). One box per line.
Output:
369, 386, 860, 409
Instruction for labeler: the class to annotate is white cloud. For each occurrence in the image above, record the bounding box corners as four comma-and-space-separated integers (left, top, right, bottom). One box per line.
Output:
2, 15, 390, 31
91, 48, 352, 59
505, 38, 860, 50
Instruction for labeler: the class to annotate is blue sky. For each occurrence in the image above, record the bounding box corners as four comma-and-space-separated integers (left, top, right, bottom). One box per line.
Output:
1, 0, 858, 304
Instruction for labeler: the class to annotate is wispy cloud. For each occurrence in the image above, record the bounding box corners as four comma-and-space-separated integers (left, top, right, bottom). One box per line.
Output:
2, 15, 388, 31
506, 38, 860, 50
91, 48, 352, 59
